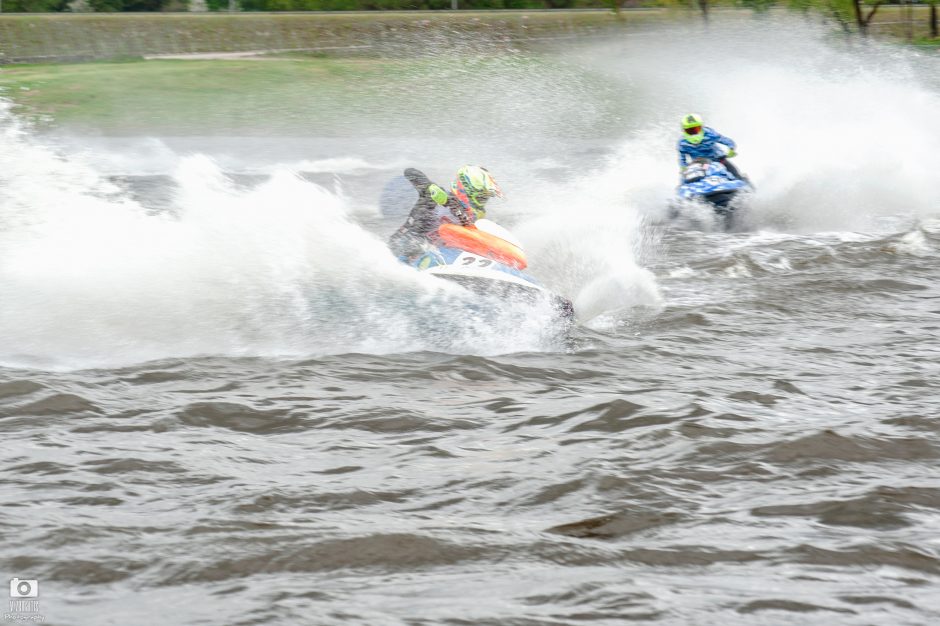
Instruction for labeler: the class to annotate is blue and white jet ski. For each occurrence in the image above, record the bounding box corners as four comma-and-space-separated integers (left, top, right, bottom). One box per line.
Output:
672, 159, 752, 225
410, 219, 574, 320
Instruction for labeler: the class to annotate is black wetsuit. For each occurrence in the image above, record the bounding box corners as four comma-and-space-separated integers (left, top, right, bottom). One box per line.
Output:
388, 168, 472, 260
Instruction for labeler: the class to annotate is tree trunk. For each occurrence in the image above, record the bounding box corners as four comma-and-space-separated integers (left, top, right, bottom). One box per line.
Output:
853, 0, 883, 37
698, 0, 709, 23
853, 0, 867, 36
932, 3, 938, 38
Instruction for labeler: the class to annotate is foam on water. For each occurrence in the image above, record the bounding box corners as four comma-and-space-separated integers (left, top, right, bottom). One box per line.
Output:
508, 145, 664, 325
0, 108, 568, 369
568, 18, 940, 233
6, 18, 940, 366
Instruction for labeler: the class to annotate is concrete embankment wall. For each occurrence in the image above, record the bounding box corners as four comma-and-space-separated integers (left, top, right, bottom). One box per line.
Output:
0, 10, 663, 64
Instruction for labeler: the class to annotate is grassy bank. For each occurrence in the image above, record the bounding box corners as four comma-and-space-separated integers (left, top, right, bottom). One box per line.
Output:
0, 10, 665, 64
0, 7, 932, 67
0, 58, 378, 132
868, 5, 940, 42
2, 56, 435, 133
0, 53, 625, 136
0, 11, 656, 134
1, 9, 930, 135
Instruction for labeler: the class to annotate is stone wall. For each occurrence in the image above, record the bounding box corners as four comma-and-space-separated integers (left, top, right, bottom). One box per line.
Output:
0, 10, 658, 64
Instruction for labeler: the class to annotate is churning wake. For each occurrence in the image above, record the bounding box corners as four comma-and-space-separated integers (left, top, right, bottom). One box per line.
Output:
0, 106, 576, 369
549, 17, 940, 235
4, 16, 940, 368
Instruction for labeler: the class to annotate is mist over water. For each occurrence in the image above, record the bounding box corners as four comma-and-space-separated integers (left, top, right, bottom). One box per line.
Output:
579, 20, 940, 231
2, 16, 940, 626
0, 111, 572, 368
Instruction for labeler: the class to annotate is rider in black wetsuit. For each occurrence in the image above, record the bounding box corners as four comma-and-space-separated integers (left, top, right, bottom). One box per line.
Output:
388, 165, 502, 261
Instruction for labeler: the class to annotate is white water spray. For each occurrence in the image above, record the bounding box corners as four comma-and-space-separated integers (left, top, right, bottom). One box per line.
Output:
563, 18, 940, 232
5, 17, 938, 367
0, 107, 566, 369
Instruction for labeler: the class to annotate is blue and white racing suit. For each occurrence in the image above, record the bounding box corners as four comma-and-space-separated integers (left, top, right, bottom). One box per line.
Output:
677, 127, 738, 177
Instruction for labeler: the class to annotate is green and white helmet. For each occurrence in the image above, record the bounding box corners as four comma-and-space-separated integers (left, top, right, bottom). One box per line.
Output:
452, 165, 503, 219
682, 113, 705, 145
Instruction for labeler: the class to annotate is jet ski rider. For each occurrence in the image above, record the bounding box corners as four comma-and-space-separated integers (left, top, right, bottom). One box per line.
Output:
678, 114, 742, 180
388, 165, 503, 261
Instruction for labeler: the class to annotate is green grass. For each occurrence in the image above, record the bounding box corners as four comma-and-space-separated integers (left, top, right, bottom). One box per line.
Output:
6, 8, 929, 135
0, 10, 665, 134
868, 5, 939, 41
0, 57, 410, 133
0, 52, 624, 137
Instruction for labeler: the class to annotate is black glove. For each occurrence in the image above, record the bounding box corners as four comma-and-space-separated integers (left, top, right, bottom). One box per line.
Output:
404, 168, 433, 191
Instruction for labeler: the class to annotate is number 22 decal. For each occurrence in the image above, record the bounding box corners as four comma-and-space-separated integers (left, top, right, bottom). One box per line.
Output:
460, 255, 493, 268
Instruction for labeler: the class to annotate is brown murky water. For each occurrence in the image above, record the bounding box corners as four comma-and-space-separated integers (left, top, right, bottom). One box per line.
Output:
4, 214, 940, 625
4, 19, 940, 624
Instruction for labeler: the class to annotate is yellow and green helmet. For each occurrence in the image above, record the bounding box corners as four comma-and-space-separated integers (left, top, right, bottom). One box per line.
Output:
452, 165, 503, 219
682, 113, 705, 145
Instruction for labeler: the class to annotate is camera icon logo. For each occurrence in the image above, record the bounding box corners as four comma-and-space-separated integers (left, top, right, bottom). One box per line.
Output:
9, 578, 39, 598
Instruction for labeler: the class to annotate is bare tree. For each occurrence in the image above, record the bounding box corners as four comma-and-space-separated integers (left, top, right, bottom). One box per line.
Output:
850, 0, 885, 36
929, 0, 939, 38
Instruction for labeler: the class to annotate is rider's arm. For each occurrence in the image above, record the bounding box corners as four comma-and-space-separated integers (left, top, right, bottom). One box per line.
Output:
404, 168, 449, 206
404, 168, 432, 191
402, 168, 470, 225
712, 130, 737, 151
677, 142, 689, 169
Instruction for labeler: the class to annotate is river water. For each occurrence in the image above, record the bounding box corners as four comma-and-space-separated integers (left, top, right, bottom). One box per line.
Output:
2, 19, 940, 626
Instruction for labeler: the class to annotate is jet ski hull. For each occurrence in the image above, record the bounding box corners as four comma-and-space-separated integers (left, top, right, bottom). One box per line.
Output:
413, 246, 574, 320
671, 161, 753, 228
